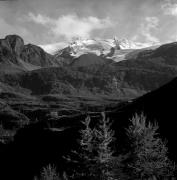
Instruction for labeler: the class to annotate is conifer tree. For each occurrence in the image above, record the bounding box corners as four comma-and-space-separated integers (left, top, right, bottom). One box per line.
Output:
79, 116, 94, 157
70, 113, 117, 180
94, 112, 116, 180
126, 113, 175, 179
66, 116, 95, 179
78, 116, 96, 178
34, 164, 66, 180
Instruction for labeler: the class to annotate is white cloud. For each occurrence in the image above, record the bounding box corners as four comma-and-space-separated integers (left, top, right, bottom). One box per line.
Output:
27, 13, 113, 40
132, 16, 160, 46
142, 17, 159, 43
28, 13, 51, 25
145, 17, 159, 29
161, 0, 177, 16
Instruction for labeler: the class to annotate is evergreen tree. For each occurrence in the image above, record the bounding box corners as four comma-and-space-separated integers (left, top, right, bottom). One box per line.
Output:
40, 164, 59, 180
34, 164, 68, 180
69, 113, 117, 180
94, 112, 116, 180
126, 113, 175, 179
79, 116, 94, 157
65, 116, 95, 179
96, 112, 115, 163
78, 116, 96, 178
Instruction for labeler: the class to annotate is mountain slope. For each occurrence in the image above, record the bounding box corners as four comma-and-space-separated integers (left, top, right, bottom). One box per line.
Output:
70, 53, 112, 67
125, 42, 177, 66
1, 61, 174, 99
107, 77, 177, 161
0, 35, 61, 72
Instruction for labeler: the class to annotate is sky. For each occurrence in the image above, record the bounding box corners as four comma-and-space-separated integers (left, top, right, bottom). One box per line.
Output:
0, 0, 177, 46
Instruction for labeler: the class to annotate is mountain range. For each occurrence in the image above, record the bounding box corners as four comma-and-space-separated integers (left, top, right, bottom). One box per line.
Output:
0, 34, 176, 132
0, 35, 175, 97
41, 37, 158, 55
1, 34, 177, 179
41, 37, 159, 63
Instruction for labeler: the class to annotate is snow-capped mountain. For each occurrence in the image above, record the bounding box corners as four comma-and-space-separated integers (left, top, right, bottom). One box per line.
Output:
40, 37, 146, 54
40, 37, 159, 62
55, 37, 120, 58
118, 38, 146, 49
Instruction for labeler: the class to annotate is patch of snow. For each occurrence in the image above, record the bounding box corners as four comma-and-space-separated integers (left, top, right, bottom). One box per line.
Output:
39, 42, 68, 54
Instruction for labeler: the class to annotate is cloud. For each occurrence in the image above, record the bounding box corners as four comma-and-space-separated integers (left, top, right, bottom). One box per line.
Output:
132, 16, 160, 46
161, 0, 177, 16
27, 13, 113, 40
142, 17, 159, 43
28, 13, 51, 25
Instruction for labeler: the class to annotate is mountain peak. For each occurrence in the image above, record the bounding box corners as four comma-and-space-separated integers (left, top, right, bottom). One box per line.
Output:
4, 34, 25, 55
5, 34, 24, 42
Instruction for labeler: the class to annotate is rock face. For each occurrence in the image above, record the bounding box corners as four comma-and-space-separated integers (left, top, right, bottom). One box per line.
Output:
0, 35, 61, 71
0, 35, 23, 65
4, 35, 24, 56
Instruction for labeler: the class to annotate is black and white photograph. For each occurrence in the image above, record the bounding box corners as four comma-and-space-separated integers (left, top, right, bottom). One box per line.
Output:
0, 0, 177, 179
